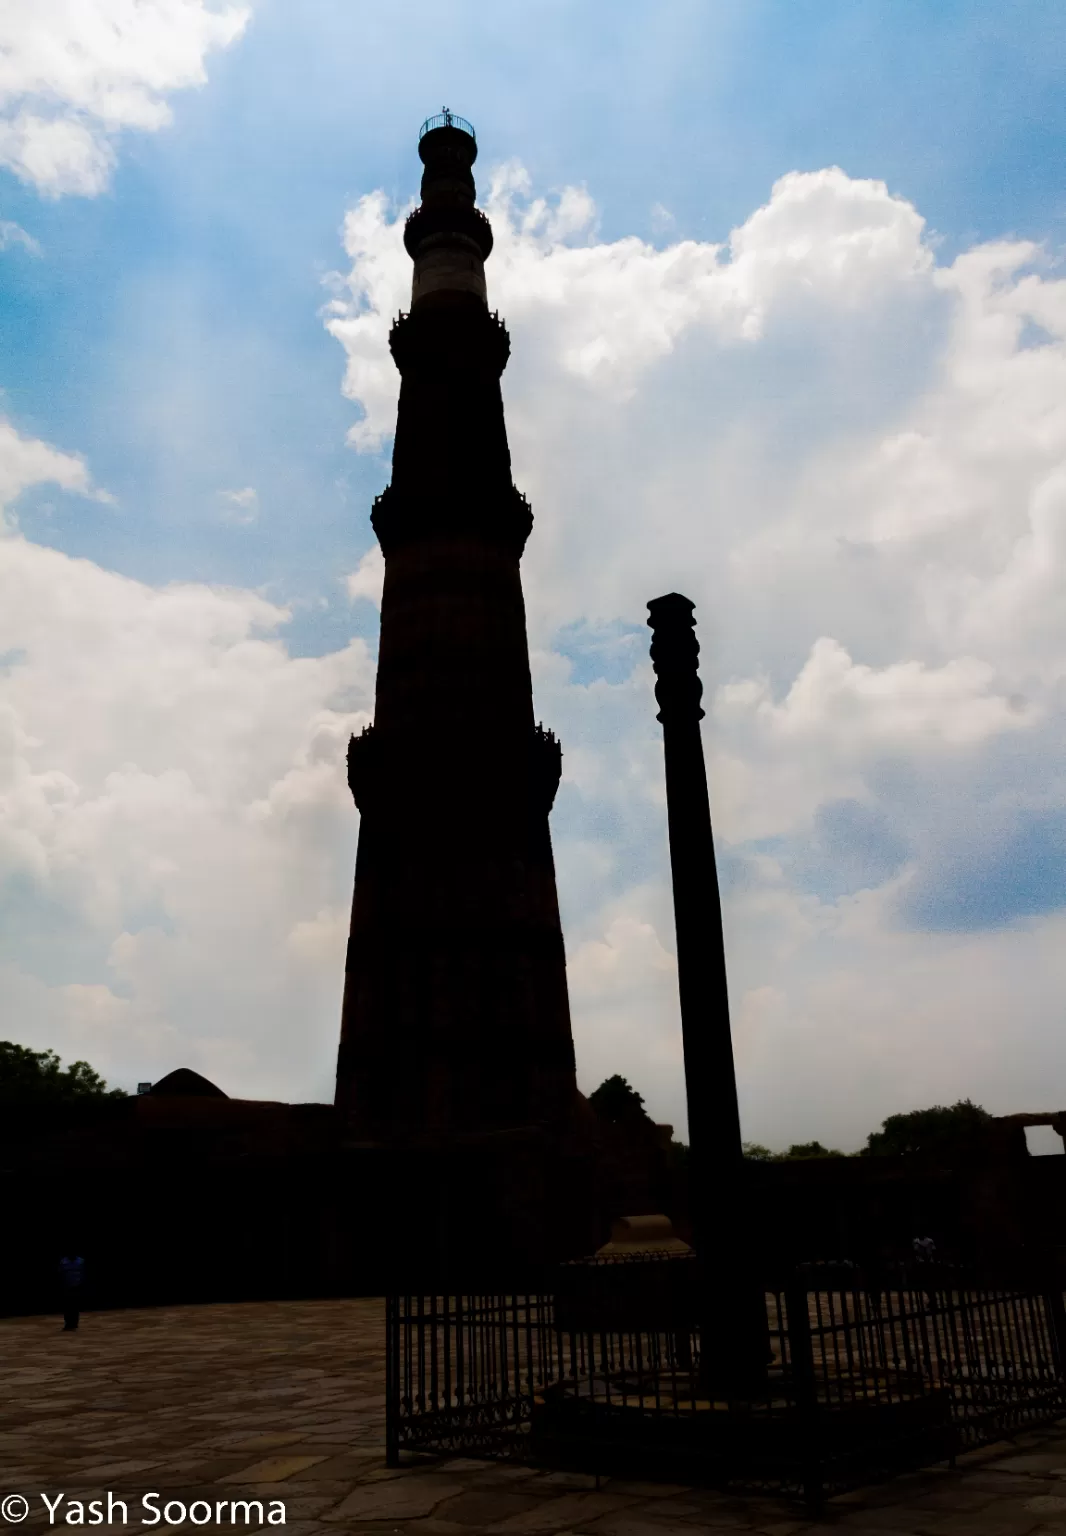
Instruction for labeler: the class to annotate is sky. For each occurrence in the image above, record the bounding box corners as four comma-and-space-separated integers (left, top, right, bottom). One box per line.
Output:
2, 1, 1066, 1151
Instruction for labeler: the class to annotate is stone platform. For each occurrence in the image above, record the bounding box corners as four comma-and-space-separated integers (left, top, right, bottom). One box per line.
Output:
5, 1300, 1066, 1536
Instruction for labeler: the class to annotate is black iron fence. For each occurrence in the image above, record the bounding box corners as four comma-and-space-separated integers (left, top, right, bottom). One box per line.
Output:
385, 1257, 1066, 1506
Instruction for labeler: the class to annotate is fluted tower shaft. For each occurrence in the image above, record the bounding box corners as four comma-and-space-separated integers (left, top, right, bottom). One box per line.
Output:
336, 118, 577, 1142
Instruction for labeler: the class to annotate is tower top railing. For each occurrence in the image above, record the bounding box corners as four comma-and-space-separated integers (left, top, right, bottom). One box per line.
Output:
419, 109, 475, 141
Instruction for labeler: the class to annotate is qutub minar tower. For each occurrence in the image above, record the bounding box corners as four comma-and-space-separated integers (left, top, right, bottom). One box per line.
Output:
335, 113, 580, 1156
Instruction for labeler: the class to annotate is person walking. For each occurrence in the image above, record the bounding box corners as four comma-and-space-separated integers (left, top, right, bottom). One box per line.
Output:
58, 1252, 85, 1331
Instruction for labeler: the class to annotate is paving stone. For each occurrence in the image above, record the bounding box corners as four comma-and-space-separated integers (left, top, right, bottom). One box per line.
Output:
912, 1490, 1001, 1512
995, 1457, 1066, 1475
577, 1517, 725, 1536
639, 1496, 740, 1525
269, 1494, 342, 1518
431, 1456, 510, 1474
436, 1488, 574, 1527
831, 1528, 938, 1536
968, 1477, 1063, 1496
836, 1506, 944, 1529
71, 1460, 163, 1479
227, 1433, 310, 1452
483, 1491, 633, 1531
957, 1445, 1019, 1467
5, 1300, 1066, 1536
161, 1457, 264, 1481
537, 1472, 606, 1491
216, 1456, 330, 1483
323, 1473, 457, 1520
415, 1522, 489, 1536
920, 1513, 1045, 1536
598, 1481, 691, 1498
286, 1454, 387, 1481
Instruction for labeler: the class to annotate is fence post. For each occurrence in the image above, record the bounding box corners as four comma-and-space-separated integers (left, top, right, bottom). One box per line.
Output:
786, 1271, 829, 1511
1042, 1269, 1066, 1381
385, 1294, 400, 1468
786, 1277, 822, 1514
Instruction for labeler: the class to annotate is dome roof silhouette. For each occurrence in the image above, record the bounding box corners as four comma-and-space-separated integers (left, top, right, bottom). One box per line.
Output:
149, 1068, 227, 1098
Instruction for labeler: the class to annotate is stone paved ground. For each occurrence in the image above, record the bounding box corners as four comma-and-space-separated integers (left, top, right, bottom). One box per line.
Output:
6, 1301, 1066, 1536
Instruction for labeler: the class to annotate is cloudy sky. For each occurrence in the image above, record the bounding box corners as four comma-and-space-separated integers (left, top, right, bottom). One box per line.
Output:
2, 1, 1066, 1151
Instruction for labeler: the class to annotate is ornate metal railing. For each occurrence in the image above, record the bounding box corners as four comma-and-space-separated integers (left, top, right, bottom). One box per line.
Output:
385, 1259, 1066, 1509
419, 111, 475, 140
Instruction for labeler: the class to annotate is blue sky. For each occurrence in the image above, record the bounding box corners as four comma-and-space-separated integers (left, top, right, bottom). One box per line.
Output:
6, 0, 1065, 620
3, 1, 1066, 1146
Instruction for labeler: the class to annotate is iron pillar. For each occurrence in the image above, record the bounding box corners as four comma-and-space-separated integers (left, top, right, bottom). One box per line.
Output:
648, 592, 769, 1396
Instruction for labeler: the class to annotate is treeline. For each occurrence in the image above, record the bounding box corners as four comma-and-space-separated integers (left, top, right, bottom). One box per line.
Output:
1, 1045, 999, 1164
588, 1074, 995, 1162
0, 1041, 126, 1106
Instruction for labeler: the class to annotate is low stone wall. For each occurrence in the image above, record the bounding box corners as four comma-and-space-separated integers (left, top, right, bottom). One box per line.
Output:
6, 1096, 1062, 1314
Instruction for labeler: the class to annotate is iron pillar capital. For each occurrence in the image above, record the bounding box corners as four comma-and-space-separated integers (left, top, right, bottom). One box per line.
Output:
647, 592, 705, 724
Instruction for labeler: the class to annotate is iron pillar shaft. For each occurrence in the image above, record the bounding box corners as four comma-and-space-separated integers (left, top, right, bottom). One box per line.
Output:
648, 592, 769, 1397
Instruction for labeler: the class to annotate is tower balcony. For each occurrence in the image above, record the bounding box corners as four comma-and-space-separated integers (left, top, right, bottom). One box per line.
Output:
531, 723, 563, 811
347, 724, 376, 811
403, 202, 493, 260
349, 719, 562, 814
371, 483, 533, 558
388, 306, 510, 376
418, 111, 476, 142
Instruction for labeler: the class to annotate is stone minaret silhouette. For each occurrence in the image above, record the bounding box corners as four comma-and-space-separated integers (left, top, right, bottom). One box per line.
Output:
336, 114, 578, 1143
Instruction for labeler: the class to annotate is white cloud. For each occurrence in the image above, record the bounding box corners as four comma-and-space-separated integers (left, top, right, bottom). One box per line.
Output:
326, 163, 1066, 1145
0, 421, 372, 1097
649, 202, 675, 237
345, 545, 384, 609
219, 485, 258, 523
326, 164, 932, 456
723, 880, 1066, 1152
565, 896, 684, 1128
0, 418, 108, 527
710, 640, 1032, 843
6, 156, 1066, 1151
323, 191, 414, 452
0, 0, 250, 197
0, 219, 41, 254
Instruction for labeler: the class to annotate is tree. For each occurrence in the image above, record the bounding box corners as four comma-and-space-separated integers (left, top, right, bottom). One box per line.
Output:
0, 1041, 126, 1106
743, 1140, 845, 1161
782, 1141, 845, 1160
861, 1099, 992, 1160
588, 1075, 653, 1126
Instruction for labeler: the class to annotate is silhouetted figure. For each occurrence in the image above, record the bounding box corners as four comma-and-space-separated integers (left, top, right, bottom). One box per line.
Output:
58, 1252, 85, 1331
913, 1235, 936, 1263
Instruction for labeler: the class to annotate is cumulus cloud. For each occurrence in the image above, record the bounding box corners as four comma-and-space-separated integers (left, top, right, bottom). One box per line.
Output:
0, 421, 373, 1098
0, 0, 250, 196
326, 163, 1066, 1146
5, 158, 1066, 1147
0, 419, 108, 527
345, 545, 384, 609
